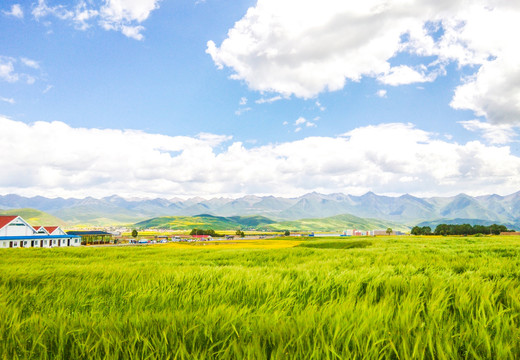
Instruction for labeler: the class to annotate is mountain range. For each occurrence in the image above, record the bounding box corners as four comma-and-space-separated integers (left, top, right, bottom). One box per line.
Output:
0, 191, 519, 227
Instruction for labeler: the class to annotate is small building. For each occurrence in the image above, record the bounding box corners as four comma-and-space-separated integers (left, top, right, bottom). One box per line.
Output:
0, 215, 81, 249
192, 234, 212, 241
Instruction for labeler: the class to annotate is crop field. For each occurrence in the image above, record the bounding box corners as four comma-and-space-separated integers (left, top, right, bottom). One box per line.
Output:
2, 236, 520, 359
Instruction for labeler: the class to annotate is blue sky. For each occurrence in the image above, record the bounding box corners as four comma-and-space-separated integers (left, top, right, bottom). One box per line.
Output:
1, 0, 520, 199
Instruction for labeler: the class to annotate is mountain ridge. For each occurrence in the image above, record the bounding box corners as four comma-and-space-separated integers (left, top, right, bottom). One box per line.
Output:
1, 191, 519, 226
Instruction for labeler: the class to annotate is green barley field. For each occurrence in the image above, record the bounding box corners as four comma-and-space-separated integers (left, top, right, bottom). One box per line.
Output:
2, 236, 520, 359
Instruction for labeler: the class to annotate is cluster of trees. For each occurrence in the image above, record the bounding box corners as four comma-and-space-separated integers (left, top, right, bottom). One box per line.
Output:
190, 229, 223, 237
411, 224, 513, 236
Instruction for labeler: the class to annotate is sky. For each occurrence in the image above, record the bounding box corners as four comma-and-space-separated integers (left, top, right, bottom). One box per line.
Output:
1, 0, 520, 199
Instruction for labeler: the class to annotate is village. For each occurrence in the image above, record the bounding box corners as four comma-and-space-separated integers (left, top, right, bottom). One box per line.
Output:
0, 214, 408, 248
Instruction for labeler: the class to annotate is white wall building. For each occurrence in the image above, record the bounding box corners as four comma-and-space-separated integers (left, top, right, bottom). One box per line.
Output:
0, 215, 81, 249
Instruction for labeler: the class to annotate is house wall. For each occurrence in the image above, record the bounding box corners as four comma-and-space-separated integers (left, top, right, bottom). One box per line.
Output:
1, 237, 82, 249
0, 217, 36, 236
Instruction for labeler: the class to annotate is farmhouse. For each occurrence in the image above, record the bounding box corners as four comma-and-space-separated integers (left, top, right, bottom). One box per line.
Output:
0, 215, 81, 249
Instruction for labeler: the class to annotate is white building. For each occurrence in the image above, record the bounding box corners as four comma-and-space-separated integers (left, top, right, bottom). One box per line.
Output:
0, 215, 81, 249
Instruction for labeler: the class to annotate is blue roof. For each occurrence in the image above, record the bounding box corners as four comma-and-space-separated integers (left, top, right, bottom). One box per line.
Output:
0, 235, 81, 240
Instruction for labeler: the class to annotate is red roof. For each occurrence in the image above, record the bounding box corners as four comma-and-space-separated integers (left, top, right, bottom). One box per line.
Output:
44, 226, 59, 234
0, 215, 18, 229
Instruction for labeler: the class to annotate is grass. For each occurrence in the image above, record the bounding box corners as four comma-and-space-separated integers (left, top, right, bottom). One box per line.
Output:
0, 208, 66, 227
1, 235, 520, 359
265, 213, 409, 232
134, 215, 276, 231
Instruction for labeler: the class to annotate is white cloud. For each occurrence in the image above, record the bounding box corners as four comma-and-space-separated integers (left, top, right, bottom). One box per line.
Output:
255, 95, 282, 104
32, 0, 161, 40
1, 117, 519, 197
239, 97, 247, 105
294, 116, 317, 130
378, 65, 437, 86
315, 100, 325, 111
43, 85, 53, 94
294, 117, 306, 126
120, 25, 144, 40
20, 58, 39, 69
235, 107, 251, 116
459, 120, 518, 144
0, 56, 38, 84
282, 121, 288, 125
0, 96, 15, 104
451, 56, 520, 125
376, 89, 387, 98
0, 57, 18, 82
3, 4, 23, 18
208, 1, 520, 125
32, 0, 73, 20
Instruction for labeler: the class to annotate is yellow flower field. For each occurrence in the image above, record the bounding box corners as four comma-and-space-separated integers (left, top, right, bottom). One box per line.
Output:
161, 239, 302, 249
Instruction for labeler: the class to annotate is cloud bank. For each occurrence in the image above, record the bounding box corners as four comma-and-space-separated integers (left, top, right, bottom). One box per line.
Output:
31, 0, 161, 40
207, 0, 520, 126
1, 116, 519, 198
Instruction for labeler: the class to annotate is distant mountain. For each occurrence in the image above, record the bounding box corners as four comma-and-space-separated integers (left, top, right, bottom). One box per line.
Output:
0, 208, 66, 227
1, 191, 519, 226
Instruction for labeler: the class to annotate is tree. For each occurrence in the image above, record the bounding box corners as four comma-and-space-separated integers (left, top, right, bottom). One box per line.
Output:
386, 228, 392, 235
411, 226, 421, 235
421, 226, 432, 235
284, 230, 290, 236
131, 229, 138, 238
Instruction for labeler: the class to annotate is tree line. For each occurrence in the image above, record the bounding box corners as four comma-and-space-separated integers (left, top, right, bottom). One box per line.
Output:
411, 224, 514, 236
189, 229, 224, 237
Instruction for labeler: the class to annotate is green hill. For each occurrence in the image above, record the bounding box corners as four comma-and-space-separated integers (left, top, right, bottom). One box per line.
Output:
0, 208, 67, 227
134, 213, 407, 232
134, 214, 275, 230
264, 213, 409, 232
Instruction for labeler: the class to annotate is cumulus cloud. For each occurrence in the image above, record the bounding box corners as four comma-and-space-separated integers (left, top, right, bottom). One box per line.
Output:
376, 89, 387, 98
459, 120, 518, 144
32, 0, 161, 40
3, 4, 23, 18
2, 116, 518, 198
208, 0, 520, 125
